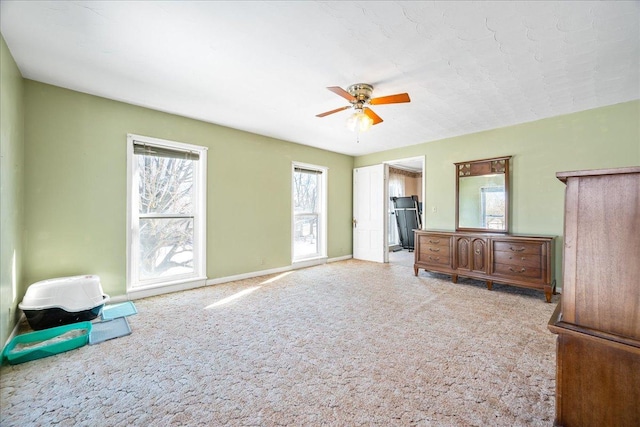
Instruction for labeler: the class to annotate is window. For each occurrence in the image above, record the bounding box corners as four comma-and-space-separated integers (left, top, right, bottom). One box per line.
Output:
481, 186, 505, 230
127, 134, 207, 291
292, 163, 327, 262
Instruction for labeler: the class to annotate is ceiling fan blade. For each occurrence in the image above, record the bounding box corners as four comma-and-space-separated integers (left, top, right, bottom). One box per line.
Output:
327, 86, 356, 102
316, 105, 351, 118
369, 93, 411, 105
364, 107, 383, 125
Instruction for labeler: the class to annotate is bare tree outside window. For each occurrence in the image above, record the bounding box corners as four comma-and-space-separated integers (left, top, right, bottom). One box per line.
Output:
482, 186, 505, 230
293, 168, 320, 259
293, 169, 318, 213
137, 155, 195, 280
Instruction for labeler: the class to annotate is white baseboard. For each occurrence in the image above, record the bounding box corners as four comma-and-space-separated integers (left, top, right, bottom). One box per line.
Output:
328, 254, 352, 263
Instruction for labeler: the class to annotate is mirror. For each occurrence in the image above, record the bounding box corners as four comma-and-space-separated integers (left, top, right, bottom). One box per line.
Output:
455, 156, 511, 233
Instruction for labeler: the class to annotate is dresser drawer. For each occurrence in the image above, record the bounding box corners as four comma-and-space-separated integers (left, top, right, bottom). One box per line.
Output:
418, 234, 450, 248
420, 244, 451, 258
493, 241, 543, 255
493, 263, 543, 281
420, 252, 451, 266
493, 251, 542, 268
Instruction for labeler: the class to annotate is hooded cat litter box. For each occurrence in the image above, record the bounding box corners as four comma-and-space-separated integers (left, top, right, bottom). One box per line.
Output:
19, 275, 109, 330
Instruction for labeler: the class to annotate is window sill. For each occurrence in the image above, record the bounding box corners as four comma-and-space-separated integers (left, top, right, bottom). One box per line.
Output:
127, 276, 208, 300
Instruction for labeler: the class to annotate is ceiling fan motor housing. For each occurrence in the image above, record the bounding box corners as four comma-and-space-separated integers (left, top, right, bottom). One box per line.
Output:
347, 83, 374, 103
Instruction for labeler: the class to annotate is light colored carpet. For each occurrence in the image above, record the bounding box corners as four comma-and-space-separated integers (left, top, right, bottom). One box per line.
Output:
0, 259, 559, 426
388, 249, 415, 267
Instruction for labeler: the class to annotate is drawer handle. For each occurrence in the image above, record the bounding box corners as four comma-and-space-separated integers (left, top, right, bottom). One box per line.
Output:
474, 249, 481, 254
509, 267, 526, 273
509, 246, 526, 252
429, 248, 440, 252
428, 256, 440, 261
429, 239, 440, 244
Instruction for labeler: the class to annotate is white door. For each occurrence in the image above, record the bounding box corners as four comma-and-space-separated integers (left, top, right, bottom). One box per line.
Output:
353, 164, 387, 262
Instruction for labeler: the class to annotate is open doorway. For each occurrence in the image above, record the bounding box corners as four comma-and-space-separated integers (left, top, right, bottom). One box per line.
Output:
384, 156, 425, 267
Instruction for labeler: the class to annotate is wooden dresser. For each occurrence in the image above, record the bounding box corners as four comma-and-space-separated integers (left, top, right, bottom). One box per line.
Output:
414, 230, 555, 302
548, 166, 640, 426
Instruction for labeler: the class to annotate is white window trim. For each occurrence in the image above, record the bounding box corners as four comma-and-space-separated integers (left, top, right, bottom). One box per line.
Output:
291, 161, 328, 264
126, 133, 207, 293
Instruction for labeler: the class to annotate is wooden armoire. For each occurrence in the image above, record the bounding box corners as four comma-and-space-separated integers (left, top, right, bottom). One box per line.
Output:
548, 166, 640, 426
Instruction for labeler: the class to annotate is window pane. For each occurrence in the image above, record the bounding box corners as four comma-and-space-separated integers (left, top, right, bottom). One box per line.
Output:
293, 170, 318, 213
482, 187, 505, 229
294, 215, 318, 258
292, 164, 325, 262
139, 218, 194, 280
138, 156, 194, 215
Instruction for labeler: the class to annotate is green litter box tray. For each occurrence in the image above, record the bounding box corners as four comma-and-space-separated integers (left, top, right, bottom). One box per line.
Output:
2, 321, 92, 365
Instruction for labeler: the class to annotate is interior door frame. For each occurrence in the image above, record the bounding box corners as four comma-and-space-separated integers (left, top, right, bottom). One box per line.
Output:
383, 156, 426, 263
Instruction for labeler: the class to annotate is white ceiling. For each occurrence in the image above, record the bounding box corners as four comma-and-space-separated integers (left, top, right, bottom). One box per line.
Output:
1, 1, 639, 157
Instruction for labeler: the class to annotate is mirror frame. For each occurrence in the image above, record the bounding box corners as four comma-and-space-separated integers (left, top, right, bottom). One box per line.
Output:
454, 155, 512, 233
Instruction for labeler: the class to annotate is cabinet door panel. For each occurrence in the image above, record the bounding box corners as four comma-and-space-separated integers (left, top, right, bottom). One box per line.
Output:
455, 238, 470, 270
455, 237, 488, 273
471, 238, 487, 273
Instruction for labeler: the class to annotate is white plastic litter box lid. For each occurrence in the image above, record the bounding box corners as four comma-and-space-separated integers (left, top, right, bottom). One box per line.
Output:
19, 275, 110, 312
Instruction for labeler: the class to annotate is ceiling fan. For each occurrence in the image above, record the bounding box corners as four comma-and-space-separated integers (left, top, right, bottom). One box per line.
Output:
316, 83, 411, 132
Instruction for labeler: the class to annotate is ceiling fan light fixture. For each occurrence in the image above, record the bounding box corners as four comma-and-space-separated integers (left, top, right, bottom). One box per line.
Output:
346, 109, 373, 132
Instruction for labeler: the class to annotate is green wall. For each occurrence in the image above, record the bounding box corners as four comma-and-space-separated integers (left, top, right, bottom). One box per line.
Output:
0, 35, 25, 346
355, 100, 640, 290
22, 81, 354, 299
